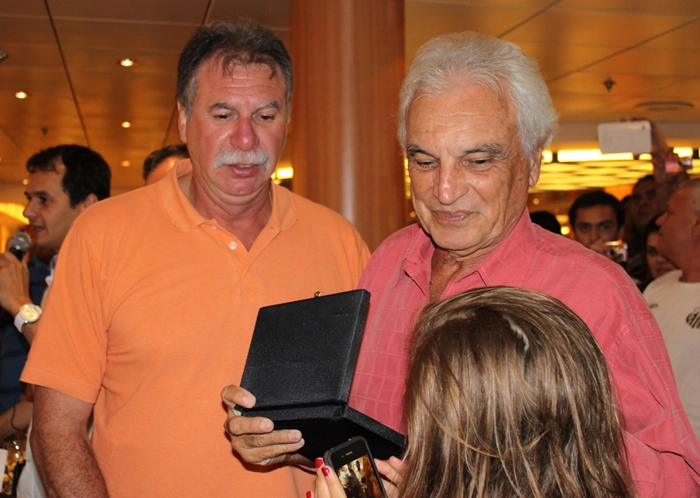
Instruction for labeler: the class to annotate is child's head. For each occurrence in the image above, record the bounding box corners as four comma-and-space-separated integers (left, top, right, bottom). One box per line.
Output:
402, 286, 634, 498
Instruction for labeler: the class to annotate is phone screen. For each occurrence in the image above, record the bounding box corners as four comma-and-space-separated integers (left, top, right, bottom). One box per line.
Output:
327, 437, 387, 498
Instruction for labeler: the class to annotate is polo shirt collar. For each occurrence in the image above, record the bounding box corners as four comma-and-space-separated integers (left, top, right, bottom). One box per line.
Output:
159, 165, 298, 233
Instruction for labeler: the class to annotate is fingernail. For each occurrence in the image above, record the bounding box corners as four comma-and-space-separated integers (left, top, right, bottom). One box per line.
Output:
315, 457, 324, 468
322, 467, 330, 477
306, 492, 312, 498
288, 430, 302, 442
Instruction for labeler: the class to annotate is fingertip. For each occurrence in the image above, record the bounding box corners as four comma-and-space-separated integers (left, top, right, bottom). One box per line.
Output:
287, 429, 302, 442
258, 418, 274, 432
322, 466, 330, 477
241, 391, 256, 407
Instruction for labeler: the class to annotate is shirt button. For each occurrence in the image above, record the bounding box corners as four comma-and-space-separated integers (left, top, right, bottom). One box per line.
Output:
229, 242, 237, 250
211, 226, 217, 230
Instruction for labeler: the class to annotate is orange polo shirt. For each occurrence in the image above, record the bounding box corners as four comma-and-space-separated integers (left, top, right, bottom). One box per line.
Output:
22, 170, 369, 497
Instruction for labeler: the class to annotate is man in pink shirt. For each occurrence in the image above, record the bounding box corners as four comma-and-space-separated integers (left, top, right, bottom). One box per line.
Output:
225, 31, 700, 495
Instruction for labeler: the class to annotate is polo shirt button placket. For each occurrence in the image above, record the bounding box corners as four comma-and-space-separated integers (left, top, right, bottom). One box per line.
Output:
229, 241, 237, 250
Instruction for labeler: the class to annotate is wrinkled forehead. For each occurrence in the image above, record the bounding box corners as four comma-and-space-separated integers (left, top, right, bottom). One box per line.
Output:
406, 82, 521, 156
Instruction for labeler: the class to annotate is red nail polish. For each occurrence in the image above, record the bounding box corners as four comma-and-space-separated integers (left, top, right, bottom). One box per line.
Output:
322, 467, 330, 477
315, 457, 324, 468
306, 492, 312, 498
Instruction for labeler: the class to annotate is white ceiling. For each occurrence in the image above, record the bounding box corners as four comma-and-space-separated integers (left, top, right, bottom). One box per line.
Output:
2, 0, 700, 192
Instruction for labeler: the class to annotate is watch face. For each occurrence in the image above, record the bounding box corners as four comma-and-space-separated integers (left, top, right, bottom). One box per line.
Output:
21, 305, 40, 322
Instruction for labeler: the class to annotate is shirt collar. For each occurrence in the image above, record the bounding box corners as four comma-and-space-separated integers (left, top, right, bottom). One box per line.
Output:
402, 209, 536, 289
470, 209, 537, 287
159, 166, 297, 233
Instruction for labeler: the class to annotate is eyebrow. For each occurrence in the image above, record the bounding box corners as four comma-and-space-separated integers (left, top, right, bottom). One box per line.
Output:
406, 143, 509, 160
207, 101, 281, 113
463, 143, 509, 160
405, 144, 435, 158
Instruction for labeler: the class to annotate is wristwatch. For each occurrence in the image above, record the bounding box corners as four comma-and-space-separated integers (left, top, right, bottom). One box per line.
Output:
14, 304, 42, 333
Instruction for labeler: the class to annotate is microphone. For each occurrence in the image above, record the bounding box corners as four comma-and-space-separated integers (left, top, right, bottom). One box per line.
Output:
7, 232, 31, 261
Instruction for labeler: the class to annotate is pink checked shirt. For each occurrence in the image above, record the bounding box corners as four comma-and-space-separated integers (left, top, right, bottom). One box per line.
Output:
349, 211, 700, 496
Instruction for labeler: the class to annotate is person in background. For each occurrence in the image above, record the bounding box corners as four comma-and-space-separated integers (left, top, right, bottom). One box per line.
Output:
638, 214, 677, 291
568, 190, 624, 261
0, 231, 50, 415
623, 120, 691, 281
224, 30, 700, 497
311, 287, 635, 498
529, 210, 561, 234
142, 143, 190, 185
23, 20, 368, 498
0, 144, 110, 497
644, 179, 700, 443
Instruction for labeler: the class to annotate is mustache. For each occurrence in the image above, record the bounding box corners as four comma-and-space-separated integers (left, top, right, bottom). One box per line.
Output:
213, 148, 270, 170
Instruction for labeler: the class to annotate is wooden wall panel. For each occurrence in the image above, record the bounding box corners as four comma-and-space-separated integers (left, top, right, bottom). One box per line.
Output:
290, 0, 406, 250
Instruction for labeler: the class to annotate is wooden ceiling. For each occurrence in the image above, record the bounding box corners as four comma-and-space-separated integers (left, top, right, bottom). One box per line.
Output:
2, 0, 700, 192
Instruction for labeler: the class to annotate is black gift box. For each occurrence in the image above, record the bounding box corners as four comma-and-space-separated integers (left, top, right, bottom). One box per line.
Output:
239, 290, 406, 460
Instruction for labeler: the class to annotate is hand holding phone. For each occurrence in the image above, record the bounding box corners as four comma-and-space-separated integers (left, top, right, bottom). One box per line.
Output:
323, 437, 388, 498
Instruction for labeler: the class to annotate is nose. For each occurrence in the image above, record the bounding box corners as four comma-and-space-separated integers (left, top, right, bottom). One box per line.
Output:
23, 200, 36, 221
229, 116, 259, 151
656, 212, 668, 227
436, 163, 467, 206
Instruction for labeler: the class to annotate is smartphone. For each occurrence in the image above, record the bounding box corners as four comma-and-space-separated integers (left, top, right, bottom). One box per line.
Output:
597, 120, 651, 154
604, 240, 628, 263
324, 437, 388, 498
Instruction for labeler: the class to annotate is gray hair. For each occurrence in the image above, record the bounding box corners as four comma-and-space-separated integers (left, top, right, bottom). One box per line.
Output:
398, 31, 557, 160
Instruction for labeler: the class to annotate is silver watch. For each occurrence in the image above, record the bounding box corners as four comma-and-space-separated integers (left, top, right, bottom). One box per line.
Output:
14, 304, 42, 333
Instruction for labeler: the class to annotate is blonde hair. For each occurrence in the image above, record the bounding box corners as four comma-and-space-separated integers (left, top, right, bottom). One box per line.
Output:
401, 287, 635, 498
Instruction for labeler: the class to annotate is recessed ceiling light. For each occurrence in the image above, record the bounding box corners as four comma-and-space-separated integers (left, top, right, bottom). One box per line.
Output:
121, 121, 131, 128
119, 58, 135, 67
635, 101, 694, 112
22, 179, 28, 185
15, 91, 27, 99
121, 160, 131, 167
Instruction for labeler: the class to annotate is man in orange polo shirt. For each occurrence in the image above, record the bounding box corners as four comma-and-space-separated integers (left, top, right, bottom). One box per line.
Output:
22, 20, 369, 497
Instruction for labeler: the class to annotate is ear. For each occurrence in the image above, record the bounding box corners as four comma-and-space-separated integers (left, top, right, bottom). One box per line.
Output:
76, 193, 98, 213
691, 210, 700, 239
527, 147, 543, 188
177, 101, 188, 144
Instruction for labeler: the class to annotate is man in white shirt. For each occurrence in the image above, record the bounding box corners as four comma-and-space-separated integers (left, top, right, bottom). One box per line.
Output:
644, 178, 700, 442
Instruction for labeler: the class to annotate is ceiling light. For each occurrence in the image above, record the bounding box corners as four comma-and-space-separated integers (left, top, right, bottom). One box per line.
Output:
121, 121, 131, 128
15, 91, 27, 99
121, 160, 131, 167
274, 166, 294, 180
635, 101, 694, 112
22, 179, 28, 185
542, 150, 553, 163
557, 149, 633, 162
119, 58, 135, 67
674, 147, 693, 158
